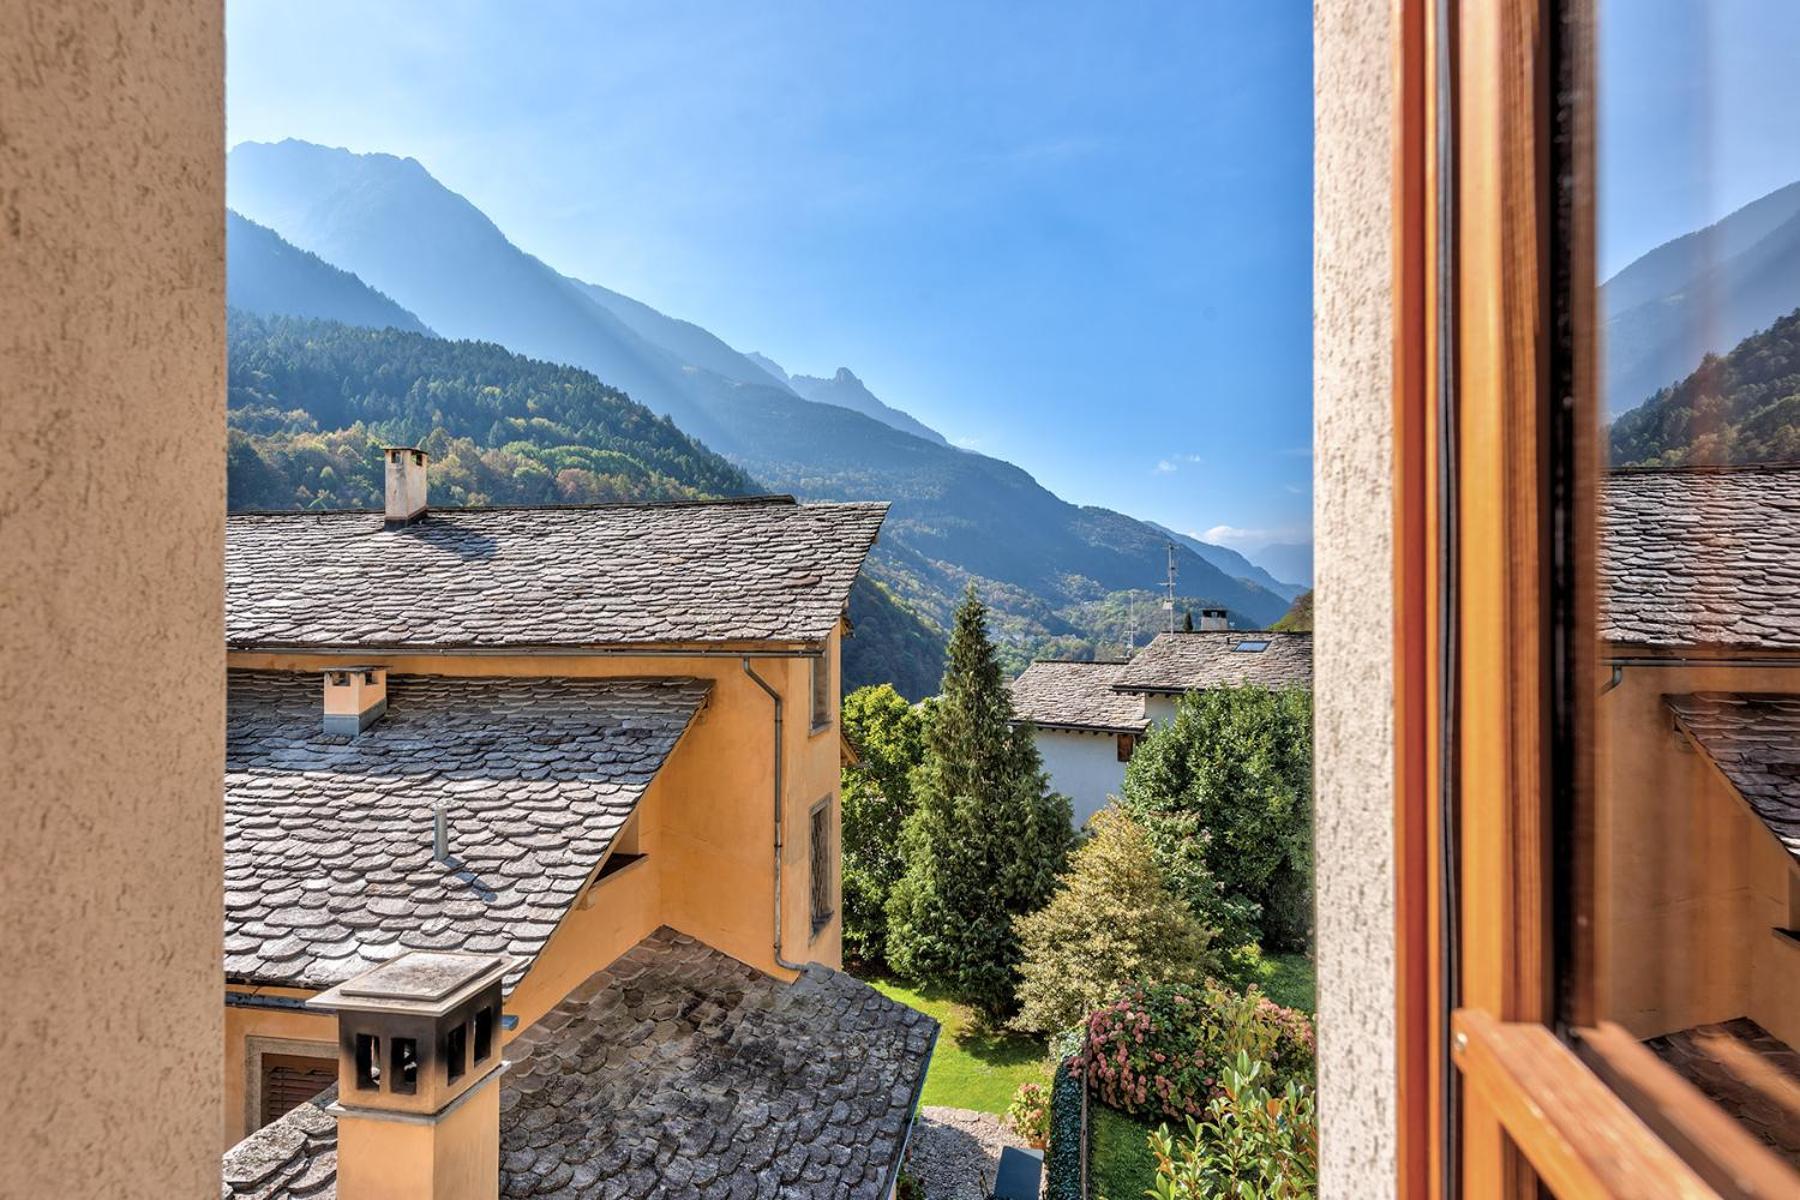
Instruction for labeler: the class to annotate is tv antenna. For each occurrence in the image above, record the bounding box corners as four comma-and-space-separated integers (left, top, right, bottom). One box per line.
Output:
1163, 542, 1178, 634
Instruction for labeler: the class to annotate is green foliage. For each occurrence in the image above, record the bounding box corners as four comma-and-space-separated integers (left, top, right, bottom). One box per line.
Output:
1004, 1080, 1052, 1146
1045, 1059, 1087, 1200
885, 587, 1076, 1022
225, 310, 755, 510
1610, 306, 1800, 467
1011, 807, 1216, 1034
1144, 1054, 1318, 1200
1269, 590, 1312, 633
840, 685, 929, 965
1076, 981, 1315, 1124
1120, 687, 1314, 953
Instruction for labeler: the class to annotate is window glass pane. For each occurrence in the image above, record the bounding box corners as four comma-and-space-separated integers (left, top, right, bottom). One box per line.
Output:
1587, 0, 1800, 1167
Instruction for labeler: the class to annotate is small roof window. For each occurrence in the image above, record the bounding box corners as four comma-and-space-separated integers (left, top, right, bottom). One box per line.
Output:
1233, 639, 1270, 653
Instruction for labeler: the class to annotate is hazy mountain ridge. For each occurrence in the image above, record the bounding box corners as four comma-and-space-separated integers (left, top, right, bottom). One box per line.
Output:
225, 138, 1292, 682
1603, 181, 1800, 413
1146, 521, 1304, 603
785, 365, 950, 445
227, 210, 431, 335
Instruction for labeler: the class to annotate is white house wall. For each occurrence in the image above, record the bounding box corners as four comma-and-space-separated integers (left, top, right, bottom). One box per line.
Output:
1034, 728, 1127, 829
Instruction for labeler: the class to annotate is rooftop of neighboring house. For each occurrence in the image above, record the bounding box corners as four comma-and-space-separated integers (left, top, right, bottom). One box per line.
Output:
225, 670, 707, 992
225, 495, 888, 651
221, 927, 938, 1200
1008, 658, 1149, 733
1112, 630, 1314, 695
1600, 464, 1800, 653
1665, 692, 1800, 867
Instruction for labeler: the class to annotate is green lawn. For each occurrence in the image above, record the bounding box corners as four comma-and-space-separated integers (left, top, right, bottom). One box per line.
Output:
1088, 1105, 1161, 1200
865, 977, 1049, 1113
1251, 951, 1316, 1013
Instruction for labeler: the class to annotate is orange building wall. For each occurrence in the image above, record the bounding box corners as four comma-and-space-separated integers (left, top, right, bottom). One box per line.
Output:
1595, 657, 1800, 1047
224, 632, 846, 1142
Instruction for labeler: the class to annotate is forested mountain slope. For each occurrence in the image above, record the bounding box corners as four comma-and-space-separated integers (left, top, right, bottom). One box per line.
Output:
227, 211, 430, 334
1609, 307, 1800, 467
1603, 181, 1800, 413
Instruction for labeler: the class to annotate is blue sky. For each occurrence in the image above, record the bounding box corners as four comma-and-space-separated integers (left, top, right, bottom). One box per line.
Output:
228, 2, 1799, 569
227, 2, 1315, 563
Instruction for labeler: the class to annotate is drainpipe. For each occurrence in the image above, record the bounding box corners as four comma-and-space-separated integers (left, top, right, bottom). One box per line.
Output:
742, 657, 805, 971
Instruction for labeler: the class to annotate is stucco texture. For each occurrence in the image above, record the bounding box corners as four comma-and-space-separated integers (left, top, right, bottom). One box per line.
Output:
1313, 0, 1398, 1195
1, 2, 225, 1196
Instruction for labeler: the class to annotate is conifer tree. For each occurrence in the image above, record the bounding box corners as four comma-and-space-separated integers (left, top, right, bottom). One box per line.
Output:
885, 586, 1075, 1022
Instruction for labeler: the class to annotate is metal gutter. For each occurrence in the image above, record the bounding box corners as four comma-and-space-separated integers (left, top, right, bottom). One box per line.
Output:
1599, 655, 1799, 695
741, 657, 806, 972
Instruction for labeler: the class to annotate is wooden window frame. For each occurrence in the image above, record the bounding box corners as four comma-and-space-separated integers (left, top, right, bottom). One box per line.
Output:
808, 794, 834, 937
1390, 1, 1800, 1196
244, 1035, 337, 1135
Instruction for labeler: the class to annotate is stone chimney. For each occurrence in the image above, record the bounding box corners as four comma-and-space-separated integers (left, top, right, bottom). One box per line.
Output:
323, 667, 387, 736
385, 446, 430, 526
1198, 607, 1230, 631
307, 951, 511, 1200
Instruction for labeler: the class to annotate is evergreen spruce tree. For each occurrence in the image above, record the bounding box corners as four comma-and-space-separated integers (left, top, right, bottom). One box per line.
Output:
885, 586, 1075, 1022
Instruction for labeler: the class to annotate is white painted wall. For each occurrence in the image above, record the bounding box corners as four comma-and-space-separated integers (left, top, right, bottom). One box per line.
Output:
1144, 694, 1180, 724
1034, 728, 1128, 829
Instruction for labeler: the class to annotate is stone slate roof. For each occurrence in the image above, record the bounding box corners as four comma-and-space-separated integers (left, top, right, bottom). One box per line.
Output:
225, 497, 887, 651
1666, 693, 1800, 866
221, 1086, 338, 1200
221, 928, 938, 1200
1112, 631, 1314, 695
1601, 466, 1800, 652
225, 670, 707, 991
1009, 660, 1147, 733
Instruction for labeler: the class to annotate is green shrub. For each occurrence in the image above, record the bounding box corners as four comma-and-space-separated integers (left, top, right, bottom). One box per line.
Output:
1120, 685, 1314, 952
1005, 1080, 1052, 1146
1075, 981, 1314, 1123
1145, 1052, 1318, 1199
1011, 806, 1216, 1034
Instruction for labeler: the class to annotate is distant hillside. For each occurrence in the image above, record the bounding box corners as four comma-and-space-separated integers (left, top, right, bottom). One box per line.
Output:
1603, 181, 1800, 413
786, 365, 949, 446
1271, 590, 1313, 632
1608, 307, 1800, 467
227, 139, 1290, 682
1244, 541, 1314, 590
227, 211, 429, 334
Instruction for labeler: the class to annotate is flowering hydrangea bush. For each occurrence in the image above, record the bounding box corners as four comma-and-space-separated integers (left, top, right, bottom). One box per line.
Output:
1074, 980, 1314, 1122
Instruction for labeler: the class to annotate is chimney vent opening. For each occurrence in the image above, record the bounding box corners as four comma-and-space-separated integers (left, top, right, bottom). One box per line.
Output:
323, 667, 388, 736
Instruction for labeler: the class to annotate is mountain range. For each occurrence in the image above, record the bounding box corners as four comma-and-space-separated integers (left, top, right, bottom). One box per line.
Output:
1603, 180, 1800, 413
225, 139, 1303, 687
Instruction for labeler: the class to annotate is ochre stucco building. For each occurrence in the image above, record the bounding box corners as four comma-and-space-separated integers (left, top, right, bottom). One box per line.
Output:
218, 452, 936, 1198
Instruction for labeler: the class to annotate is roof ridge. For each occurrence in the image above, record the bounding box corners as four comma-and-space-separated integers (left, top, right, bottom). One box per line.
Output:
1606, 460, 1800, 477
1030, 657, 1131, 665
227, 493, 839, 517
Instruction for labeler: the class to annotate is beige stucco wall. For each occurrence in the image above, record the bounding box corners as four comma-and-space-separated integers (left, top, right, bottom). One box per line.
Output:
1313, 0, 1398, 1195
1595, 659, 1800, 1049
0, 2, 225, 1196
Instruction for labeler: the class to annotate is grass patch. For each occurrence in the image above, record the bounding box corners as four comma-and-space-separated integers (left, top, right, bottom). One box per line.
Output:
865, 976, 1049, 1114
1252, 951, 1316, 1013
1088, 1104, 1161, 1200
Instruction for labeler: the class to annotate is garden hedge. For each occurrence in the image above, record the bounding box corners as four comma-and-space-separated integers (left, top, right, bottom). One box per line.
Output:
1046, 1058, 1086, 1200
